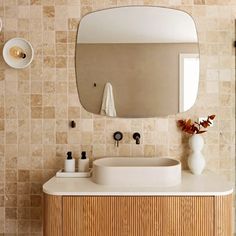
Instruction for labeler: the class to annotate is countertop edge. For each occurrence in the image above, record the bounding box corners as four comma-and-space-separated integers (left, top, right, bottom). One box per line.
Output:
43, 187, 234, 197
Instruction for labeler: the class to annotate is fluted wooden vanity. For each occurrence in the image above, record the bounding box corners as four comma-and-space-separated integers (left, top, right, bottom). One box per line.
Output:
43, 171, 233, 236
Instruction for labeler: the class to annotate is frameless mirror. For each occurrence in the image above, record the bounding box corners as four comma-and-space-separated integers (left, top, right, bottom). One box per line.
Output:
76, 6, 199, 118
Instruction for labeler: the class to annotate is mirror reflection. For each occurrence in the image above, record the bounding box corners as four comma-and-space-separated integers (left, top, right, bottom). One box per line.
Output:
76, 6, 199, 118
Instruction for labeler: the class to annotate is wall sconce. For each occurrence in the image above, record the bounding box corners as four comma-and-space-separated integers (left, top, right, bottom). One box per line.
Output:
3, 38, 34, 69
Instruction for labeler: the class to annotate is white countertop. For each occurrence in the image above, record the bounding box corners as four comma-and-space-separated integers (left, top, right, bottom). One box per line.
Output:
43, 170, 233, 196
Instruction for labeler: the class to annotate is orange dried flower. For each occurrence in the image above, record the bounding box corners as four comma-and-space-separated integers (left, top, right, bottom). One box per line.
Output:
177, 115, 215, 135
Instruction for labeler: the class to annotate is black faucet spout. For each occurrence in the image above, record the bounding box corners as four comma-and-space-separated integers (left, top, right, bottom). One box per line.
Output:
133, 132, 141, 145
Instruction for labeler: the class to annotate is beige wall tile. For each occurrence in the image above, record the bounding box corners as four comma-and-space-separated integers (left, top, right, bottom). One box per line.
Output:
5, 220, 17, 233
56, 131, 68, 144
5, 183, 17, 195
31, 95, 42, 106
31, 107, 43, 119
43, 107, 55, 119
18, 170, 30, 182
18, 219, 31, 233
43, 6, 55, 17
5, 208, 17, 220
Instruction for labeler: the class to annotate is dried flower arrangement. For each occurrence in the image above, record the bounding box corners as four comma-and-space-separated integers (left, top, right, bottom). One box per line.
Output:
177, 115, 216, 135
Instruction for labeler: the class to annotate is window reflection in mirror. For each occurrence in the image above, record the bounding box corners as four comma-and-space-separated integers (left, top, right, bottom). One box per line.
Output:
179, 54, 199, 112
76, 6, 199, 118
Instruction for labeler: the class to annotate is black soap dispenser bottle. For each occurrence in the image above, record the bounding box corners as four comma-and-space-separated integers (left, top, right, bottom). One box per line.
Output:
64, 151, 75, 172
78, 151, 89, 172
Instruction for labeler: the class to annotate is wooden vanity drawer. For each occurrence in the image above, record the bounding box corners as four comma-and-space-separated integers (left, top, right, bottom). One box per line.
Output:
43, 194, 232, 236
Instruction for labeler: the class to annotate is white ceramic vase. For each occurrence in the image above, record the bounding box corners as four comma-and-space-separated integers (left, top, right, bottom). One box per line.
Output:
188, 134, 205, 175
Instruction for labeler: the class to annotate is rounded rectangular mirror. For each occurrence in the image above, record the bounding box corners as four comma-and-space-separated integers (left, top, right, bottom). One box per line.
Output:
76, 6, 199, 118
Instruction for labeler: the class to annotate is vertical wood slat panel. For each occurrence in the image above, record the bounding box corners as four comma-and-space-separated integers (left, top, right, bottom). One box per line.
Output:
162, 196, 180, 236
62, 196, 221, 236
63, 196, 163, 236
181, 196, 214, 236
215, 195, 233, 236
63, 195, 83, 235
43, 194, 62, 236
162, 196, 214, 236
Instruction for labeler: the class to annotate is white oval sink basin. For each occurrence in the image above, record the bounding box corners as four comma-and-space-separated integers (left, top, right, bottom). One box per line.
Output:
92, 157, 181, 187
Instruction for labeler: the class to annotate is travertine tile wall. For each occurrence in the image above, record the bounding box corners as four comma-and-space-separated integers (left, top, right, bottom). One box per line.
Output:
0, 0, 234, 234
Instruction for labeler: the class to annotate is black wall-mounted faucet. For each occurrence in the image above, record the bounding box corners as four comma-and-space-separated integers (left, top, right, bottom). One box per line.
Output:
133, 132, 141, 144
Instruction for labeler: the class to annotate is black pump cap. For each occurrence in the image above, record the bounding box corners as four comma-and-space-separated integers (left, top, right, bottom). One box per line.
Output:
67, 151, 72, 160
81, 151, 86, 159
